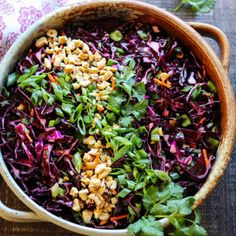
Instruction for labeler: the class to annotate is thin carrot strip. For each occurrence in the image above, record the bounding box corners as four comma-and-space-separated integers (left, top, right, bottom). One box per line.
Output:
53, 75, 60, 84
202, 149, 210, 167
110, 214, 128, 222
48, 74, 59, 84
100, 220, 108, 225
111, 77, 116, 91
154, 78, 171, 88
198, 117, 206, 125
30, 108, 34, 117
48, 74, 56, 83
202, 65, 206, 77
25, 133, 33, 143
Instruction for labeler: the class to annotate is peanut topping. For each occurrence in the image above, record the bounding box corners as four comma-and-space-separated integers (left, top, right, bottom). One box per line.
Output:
34, 30, 119, 224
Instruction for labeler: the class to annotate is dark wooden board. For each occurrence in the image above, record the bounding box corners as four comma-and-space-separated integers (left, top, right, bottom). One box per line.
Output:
1, 0, 236, 235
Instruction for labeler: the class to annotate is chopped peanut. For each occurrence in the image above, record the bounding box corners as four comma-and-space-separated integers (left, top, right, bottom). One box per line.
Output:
69, 187, 79, 198
79, 189, 89, 201
35, 37, 48, 48
58, 36, 68, 44
46, 29, 58, 38
64, 64, 74, 74
44, 58, 52, 71
72, 198, 81, 212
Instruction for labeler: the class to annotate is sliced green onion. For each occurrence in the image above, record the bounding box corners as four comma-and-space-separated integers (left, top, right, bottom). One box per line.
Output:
6, 73, 17, 87
133, 167, 139, 179
2, 87, 10, 97
207, 137, 219, 148
137, 30, 148, 40
110, 30, 123, 42
51, 183, 64, 198
134, 181, 146, 191
207, 81, 217, 93
48, 120, 55, 127
61, 103, 74, 115
126, 180, 136, 190
106, 59, 118, 66
55, 107, 64, 117
192, 85, 201, 100
116, 47, 125, 55
179, 114, 192, 127
117, 188, 131, 198
181, 85, 193, 92
124, 164, 132, 173
73, 152, 82, 173
151, 127, 160, 142
170, 172, 180, 180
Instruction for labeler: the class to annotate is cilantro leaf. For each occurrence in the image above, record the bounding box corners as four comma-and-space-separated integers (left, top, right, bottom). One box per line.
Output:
132, 82, 146, 101
107, 89, 127, 113
169, 221, 207, 236
119, 116, 133, 127
167, 197, 195, 215
128, 216, 164, 236
175, 0, 215, 13
143, 186, 159, 209
123, 99, 148, 120
182, 224, 208, 236
151, 203, 171, 215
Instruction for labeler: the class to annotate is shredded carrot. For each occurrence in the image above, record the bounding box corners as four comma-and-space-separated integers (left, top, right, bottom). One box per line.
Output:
48, 74, 56, 83
48, 74, 59, 84
202, 65, 206, 78
198, 117, 206, 125
169, 119, 176, 127
163, 109, 169, 117
53, 75, 60, 83
110, 214, 128, 222
25, 133, 33, 143
61, 31, 65, 36
67, 154, 73, 159
111, 77, 116, 91
100, 220, 108, 225
154, 78, 171, 88
60, 44, 63, 49
202, 149, 210, 167
30, 108, 34, 117
197, 71, 202, 79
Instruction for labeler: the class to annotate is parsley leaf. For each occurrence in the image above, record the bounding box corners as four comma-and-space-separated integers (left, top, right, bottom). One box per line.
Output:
128, 216, 164, 236
175, 0, 215, 13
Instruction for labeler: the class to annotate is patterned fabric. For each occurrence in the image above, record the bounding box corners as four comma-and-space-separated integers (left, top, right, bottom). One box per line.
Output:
0, 0, 84, 62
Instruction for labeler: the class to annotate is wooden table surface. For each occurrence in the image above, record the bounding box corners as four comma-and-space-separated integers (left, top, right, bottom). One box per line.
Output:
0, 0, 236, 235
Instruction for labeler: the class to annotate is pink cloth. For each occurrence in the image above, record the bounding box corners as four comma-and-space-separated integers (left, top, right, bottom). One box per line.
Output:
0, 0, 83, 62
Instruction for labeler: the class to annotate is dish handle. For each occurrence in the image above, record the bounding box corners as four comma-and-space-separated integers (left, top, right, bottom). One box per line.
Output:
0, 200, 42, 222
188, 22, 230, 73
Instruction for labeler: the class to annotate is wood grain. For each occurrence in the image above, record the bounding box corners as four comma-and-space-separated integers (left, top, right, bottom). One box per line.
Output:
0, 0, 235, 235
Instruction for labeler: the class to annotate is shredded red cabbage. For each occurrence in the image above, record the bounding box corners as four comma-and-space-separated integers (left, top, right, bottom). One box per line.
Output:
0, 19, 220, 228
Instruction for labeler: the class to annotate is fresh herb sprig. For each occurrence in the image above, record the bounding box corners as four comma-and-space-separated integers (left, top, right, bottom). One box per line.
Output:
175, 0, 216, 13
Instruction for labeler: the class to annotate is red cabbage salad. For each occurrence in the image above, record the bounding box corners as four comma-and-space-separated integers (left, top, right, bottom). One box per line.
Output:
0, 20, 220, 235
